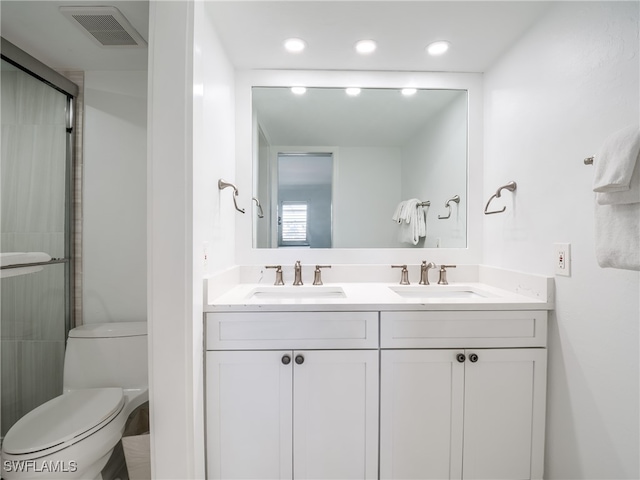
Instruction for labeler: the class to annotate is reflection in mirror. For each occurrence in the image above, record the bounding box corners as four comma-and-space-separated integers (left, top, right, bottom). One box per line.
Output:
278, 153, 333, 248
253, 87, 467, 249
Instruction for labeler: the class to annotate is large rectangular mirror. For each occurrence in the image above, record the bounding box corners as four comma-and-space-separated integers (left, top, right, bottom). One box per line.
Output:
252, 86, 467, 249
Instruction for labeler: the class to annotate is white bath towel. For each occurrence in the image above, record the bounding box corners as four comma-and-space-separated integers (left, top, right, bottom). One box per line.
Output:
597, 157, 640, 205
593, 124, 640, 193
0, 252, 51, 267
594, 200, 640, 271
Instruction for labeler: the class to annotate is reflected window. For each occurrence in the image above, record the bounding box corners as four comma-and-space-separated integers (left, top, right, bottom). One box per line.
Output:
280, 202, 308, 246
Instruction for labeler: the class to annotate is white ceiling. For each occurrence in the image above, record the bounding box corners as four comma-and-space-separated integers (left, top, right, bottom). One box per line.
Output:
254, 87, 465, 146
205, 1, 551, 73
1, 1, 550, 73
1, 0, 149, 71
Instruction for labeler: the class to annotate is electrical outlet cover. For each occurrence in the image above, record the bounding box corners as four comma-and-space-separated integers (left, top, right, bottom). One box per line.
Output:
554, 243, 571, 276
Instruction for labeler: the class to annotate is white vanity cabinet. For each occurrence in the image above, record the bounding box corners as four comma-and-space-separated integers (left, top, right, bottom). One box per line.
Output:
205, 311, 379, 480
379, 310, 548, 480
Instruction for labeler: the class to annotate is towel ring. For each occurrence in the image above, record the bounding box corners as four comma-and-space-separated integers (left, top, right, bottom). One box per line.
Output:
252, 197, 264, 218
438, 195, 460, 220
484, 181, 517, 215
218, 179, 245, 214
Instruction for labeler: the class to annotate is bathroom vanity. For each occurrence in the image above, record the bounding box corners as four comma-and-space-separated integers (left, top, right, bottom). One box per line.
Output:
204, 266, 553, 480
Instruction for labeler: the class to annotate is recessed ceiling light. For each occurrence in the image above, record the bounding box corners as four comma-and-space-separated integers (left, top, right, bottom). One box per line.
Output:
401, 88, 417, 96
346, 87, 361, 96
355, 40, 377, 54
426, 41, 450, 56
284, 38, 306, 53
291, 86, 307, 95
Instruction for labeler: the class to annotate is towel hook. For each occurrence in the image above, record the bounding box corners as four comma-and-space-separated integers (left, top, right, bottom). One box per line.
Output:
218, 179, 245, 214
252, 197, 264, 218
484, 181, 517, 215
438, 195, 460, 219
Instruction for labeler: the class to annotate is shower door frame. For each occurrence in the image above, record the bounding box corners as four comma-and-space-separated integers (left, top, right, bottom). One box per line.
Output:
1, 37, 79, 335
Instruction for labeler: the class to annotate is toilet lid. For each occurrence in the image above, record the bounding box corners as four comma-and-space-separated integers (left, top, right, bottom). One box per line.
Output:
3, 388, 124, 455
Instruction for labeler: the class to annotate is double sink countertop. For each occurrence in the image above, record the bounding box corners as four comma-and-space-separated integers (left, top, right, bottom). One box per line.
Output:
206, 265, 554, 312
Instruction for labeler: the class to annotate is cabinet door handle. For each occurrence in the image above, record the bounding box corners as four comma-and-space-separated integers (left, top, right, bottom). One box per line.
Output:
469, 353, 479, 363
456, 353, 466, 363
295, 354, 305, 365
282, 354, 291, 365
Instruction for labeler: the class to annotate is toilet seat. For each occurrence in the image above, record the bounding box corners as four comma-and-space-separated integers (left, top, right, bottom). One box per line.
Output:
3, 388, 124, 458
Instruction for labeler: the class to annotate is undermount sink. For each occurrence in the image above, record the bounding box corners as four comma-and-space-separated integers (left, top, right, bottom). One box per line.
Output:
247, 286, 346, 301
389, 285, 490, 300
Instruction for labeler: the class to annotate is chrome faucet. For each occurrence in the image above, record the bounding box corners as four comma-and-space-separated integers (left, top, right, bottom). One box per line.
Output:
392, 265, 410, 285
438, 264, 457, 285
293, 260, 303, 285
313, 265, 331, 285
419, 261, 437, 285
265, 265, 284, 285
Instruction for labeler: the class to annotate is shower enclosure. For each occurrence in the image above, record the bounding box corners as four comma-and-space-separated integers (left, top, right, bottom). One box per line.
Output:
0, 39, 77, 439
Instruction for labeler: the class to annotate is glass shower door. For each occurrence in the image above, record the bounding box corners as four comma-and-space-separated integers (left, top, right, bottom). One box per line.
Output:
1, 58, 72, 438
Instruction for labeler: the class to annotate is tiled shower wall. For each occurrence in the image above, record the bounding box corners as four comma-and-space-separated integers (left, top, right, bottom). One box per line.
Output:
1, 63, 67, 436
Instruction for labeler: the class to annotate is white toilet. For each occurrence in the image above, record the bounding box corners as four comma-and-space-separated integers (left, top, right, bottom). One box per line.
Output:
2, 322, 148, 480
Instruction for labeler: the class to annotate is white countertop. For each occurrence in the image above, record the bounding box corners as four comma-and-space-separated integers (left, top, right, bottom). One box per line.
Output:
206, 281, 553, 312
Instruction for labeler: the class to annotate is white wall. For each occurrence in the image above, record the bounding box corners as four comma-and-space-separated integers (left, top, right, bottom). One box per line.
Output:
333, 147, 402, 248
483, 2, 639, 478
147, 1, 236, 477
147, 1, 197, 478
193, 3, 237, 475
83, 70, 147, 324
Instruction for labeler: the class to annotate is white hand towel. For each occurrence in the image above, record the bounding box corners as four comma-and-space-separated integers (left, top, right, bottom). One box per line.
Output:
593, 124, 640, 193
393, 199, 428, 245
595, 200, 640, 271
407, 199, 426, 245
392, 201, 405, 224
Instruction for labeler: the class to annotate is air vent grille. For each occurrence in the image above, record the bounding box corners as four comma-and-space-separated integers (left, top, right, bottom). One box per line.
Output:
60, 6, 146, 48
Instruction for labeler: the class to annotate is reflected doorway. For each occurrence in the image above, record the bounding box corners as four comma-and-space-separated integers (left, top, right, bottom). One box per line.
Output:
276, 153, 333, 248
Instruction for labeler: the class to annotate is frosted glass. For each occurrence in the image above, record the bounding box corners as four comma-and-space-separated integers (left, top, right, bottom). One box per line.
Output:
1, 59, 69, 436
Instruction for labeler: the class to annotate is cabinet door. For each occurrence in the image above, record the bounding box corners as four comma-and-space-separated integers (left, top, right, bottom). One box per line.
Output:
462, 348, 547, 480
206, 350, 293, 480
380, 349, 465, 480
293, 350, 379, 480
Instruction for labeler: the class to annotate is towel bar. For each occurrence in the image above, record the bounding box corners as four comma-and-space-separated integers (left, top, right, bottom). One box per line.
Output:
0, 258, 68, 270
218, 179, 245, 214
484, 181, 517, 215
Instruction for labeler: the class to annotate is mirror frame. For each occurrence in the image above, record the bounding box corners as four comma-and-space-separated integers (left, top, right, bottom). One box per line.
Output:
236, 70, 483, 266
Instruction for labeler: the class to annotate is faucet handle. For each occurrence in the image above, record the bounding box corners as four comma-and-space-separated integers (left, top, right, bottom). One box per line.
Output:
392, 265, 410, 285
313, 265, 331, 285
438, 264, 457, 285
293, 260, 303, 285
265, 265, 285, 285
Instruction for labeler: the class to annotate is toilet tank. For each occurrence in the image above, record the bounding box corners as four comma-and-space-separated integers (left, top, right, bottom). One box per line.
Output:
63, 322, 148, 391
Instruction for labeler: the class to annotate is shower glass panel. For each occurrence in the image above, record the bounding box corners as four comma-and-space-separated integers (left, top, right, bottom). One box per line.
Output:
1, 58, 73, 437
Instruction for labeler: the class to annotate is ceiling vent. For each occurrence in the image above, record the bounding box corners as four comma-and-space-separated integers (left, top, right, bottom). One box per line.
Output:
60, 6, 147, 48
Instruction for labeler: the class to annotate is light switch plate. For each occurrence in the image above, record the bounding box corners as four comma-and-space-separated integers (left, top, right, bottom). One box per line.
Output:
554, 243, 571, 276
